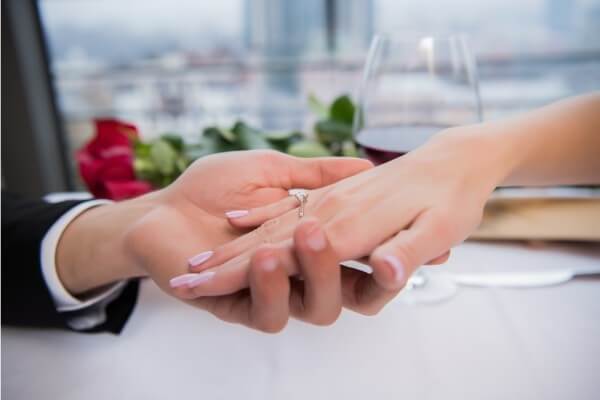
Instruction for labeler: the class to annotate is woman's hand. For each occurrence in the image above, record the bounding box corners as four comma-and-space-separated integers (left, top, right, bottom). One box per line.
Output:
56, 150, 372, 298
174, 127, 509, 298
186, 218, 415, 332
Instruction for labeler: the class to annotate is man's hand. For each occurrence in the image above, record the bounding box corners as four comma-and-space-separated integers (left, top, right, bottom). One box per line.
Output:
56, 150, 372, 299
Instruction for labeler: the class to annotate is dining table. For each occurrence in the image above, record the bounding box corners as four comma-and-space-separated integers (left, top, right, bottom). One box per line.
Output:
2, 240, 600, 400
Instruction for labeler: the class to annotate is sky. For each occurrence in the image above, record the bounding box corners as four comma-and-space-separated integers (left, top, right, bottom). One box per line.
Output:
39, 0, 600, 65
40, 0, 243, 37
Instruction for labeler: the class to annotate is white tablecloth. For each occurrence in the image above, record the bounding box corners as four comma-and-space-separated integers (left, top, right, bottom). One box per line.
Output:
2, 242, 600, 400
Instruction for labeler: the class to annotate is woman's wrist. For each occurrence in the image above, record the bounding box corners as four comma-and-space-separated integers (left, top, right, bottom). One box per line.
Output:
56, 193, 161, 296
429, 124, 518, 195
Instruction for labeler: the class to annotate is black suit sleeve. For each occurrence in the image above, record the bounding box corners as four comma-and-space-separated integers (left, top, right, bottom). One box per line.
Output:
1, 192, 139, 334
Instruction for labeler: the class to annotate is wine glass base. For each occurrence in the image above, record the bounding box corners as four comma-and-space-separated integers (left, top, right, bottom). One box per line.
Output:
392, 271, 458, 305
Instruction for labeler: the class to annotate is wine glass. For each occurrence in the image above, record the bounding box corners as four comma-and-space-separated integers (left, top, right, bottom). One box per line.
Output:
353, 33, 482, 304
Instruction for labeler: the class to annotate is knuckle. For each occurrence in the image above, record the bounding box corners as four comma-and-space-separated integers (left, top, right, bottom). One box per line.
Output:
428, 210, 457, 240
318, 191, 347, 213
256, 149, 282, 165
251, 245, 276, 265
326, 219, 361, 255
255, 217, 281, 244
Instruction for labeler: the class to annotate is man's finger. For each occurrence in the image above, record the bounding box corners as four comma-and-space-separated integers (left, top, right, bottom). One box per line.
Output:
287, 156, 373, 189
287, 218, 342, 326
340, 267, 400, 316
248, 247, 290, 333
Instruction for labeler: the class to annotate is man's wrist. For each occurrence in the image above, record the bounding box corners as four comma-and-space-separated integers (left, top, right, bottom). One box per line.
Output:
56, 193, 160, 296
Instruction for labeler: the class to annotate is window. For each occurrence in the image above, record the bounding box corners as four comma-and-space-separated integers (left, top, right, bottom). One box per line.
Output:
39, 0, 600, 182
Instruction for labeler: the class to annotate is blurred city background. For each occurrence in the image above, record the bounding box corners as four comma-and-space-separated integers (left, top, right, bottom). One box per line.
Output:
40, 0, 600, 162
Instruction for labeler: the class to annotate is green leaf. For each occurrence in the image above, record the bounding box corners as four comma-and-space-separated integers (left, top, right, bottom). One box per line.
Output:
133, 140, 152, 158
204, 126, 236, 143
264, 130, 304, 152
314, 119, 353, 144
232, 121, 274, 150
308, 93, 329, 119
329, 95, 355, 125
201, 127, 243, 153
134, 157, 157, 177
341, 140, 359, 157
185, 143, 211, 160
287, 140, 332, 158
175, 156, 189, 173
263, 130, 303, 141
150, 139, 177, 176
160, 134, 185, 152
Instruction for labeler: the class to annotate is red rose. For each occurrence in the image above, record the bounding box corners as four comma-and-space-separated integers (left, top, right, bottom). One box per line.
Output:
76, 118, 153, 200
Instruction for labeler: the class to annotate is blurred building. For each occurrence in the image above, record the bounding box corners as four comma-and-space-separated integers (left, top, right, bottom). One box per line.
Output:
244, 0, 374, 129
545, 0, 575, 33
332, 0, 374, 56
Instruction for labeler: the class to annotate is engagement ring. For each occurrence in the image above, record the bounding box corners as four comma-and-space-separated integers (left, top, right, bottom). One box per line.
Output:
288, 189, 309, 218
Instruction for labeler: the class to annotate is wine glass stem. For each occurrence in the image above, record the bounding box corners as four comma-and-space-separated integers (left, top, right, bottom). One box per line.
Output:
406, 270, 428, 290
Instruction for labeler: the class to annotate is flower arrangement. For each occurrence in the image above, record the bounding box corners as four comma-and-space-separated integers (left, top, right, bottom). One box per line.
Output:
76, 119, 153, 200
77, 94, 357, 200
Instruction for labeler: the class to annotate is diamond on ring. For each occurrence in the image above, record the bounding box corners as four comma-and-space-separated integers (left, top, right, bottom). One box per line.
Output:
288, 189, 309, 218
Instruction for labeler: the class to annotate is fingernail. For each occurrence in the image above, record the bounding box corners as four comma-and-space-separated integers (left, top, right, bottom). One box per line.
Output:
306, 226, 326, 251
188, 251, 213, 267
185, 271, 216, 288
383, 255, 405, 283
260, 256, 278, 272
225, 210, 249, 219
170, 272, 214, 288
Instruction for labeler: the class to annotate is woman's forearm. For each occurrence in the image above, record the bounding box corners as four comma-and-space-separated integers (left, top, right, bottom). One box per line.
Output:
489, 93, 600, 186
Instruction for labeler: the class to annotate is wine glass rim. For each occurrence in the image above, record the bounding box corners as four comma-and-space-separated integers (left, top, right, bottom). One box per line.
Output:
372, 31, 470, 43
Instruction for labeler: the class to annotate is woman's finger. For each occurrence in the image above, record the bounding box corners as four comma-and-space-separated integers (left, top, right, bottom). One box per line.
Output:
425, 250, 451, 265
188, 208, 299, 273
286, 218, 342, 326
225, 153, 371, 229
174, 237, 295, 297
225, 196, 300, 229
225, 155, 372, 229
369, 210, 456, 286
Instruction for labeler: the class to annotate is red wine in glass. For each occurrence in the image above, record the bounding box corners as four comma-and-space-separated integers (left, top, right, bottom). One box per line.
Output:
355, 124, 449, 165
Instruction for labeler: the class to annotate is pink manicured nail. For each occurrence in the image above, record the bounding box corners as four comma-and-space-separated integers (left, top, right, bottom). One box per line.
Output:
225, 210, 249, 219
260, 256, 278, 272
188, 251, 213, 267
384, 255, 405, 283
306, 227, 326, 251
185, 271, 216, 288
170, 273, 211, 288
